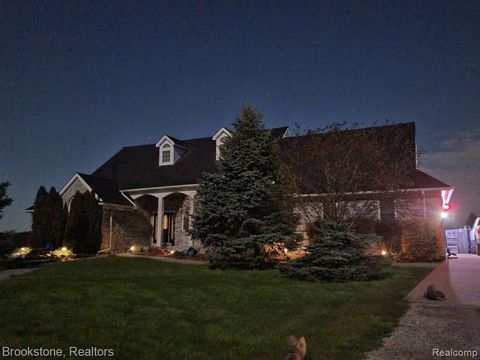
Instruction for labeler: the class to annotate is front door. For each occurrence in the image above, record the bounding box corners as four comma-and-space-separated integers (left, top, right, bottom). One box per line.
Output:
162, 213, 175, 246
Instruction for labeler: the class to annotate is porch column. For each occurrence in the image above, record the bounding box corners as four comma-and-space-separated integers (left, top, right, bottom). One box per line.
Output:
156, 194, 166, 247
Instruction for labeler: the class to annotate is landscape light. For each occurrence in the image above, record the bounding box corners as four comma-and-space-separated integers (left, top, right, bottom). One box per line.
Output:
381, 250, 387, 256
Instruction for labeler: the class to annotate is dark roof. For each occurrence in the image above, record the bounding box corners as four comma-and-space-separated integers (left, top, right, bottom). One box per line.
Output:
77, 173, 132, 206
412, 169, 451, 189
92, 137, 217, 190
92, 127, 289, 190
71, 123, 450, 199
269, 126, 289, 138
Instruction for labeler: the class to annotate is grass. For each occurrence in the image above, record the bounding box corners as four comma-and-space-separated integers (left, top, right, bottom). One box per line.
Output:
0, 256, 430, 359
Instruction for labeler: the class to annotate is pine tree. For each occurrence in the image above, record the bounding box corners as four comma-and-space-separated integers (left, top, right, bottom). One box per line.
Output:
192, 105, 298, 269
0, 182, 13, 221
30, 186, 49, 248
279, 221, 382, 282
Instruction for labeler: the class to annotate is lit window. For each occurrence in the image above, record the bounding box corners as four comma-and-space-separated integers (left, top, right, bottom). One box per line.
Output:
161, 144, 171, 163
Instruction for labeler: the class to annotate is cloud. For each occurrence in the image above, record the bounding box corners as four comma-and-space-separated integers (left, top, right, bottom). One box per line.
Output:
422, 130, 480, 226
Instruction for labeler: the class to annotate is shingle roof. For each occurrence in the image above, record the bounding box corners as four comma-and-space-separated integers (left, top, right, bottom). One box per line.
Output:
412, 169, 451, 189
92, 137, 217, 190
77, 173, 132, 206
74, 124, 450, 202
92, 127, 289, 190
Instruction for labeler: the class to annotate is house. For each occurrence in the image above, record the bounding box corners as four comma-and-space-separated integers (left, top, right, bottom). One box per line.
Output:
52, 123, 452, 253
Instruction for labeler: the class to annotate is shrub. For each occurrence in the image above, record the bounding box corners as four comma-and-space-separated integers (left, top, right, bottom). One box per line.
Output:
279, 221, 382, 282
50, 247, 75, 261
9, 247, 32, 259
397, 220, 445, 262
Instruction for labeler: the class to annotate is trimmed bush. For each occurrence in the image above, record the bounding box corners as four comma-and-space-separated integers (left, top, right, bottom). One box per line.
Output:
397, 220, 445, 262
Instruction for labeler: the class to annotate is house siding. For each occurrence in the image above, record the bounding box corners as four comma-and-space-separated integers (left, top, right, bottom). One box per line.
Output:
62, 178, 89, 207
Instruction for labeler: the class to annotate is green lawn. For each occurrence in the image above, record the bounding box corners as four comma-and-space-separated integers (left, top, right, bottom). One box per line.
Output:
0, 256, 429, 359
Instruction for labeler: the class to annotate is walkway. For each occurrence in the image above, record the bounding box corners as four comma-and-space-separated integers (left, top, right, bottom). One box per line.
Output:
0, 267, 39, 281
367, 255, 480, 359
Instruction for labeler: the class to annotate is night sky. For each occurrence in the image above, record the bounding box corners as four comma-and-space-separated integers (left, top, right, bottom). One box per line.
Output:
1, 0, 479, 231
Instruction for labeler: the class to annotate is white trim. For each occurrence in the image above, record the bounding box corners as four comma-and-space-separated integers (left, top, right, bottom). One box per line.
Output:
59, 173, 105, 203
122, 183, 199, 193
212, 127, 232, 141
295, 186, 454, 197
59, 173, 105, 202
155, 135, 175, 148
282, 128, 291, 138
160, 143, 174, 165
120, 191, 137, 206
59, 173, 94, 196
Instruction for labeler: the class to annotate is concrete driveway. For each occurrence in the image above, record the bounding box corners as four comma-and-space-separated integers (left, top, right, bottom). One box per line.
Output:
367, 255, 480, 360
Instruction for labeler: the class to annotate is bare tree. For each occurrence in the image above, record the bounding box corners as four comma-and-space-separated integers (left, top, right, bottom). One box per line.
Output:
278, 122, 415, 230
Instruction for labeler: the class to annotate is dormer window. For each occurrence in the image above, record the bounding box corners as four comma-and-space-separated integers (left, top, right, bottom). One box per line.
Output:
218, 135, 228, 159
212, 127, 232, 161
161, 144, 172, 164
156, 135, 188, 166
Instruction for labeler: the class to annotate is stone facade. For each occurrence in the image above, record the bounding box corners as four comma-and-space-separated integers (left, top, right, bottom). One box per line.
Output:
101, 204, 152, 252
166, 195, 194, 252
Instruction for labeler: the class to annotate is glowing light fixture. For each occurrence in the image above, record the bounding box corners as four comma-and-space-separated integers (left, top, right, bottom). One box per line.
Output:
381, 250, 387, 256
170, 250, 175, 255
441, 211, 448, 219
441, 189, 453, 210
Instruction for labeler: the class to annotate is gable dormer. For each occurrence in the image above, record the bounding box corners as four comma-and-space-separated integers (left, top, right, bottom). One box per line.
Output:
212, 127, 232, 160
155, 135, 188, 166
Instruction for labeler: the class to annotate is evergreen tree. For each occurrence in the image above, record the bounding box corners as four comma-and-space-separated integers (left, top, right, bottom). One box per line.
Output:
0, 182, 13, 221
279, 221, 382, 282
48, 187, 67, 249
30, 186, 49, 248
31, 186, 67, 249
64, 191, 102, 254
192, 105, 298, 269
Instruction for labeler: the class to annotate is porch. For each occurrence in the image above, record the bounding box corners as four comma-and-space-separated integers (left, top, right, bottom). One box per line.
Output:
127, 186, 198, 252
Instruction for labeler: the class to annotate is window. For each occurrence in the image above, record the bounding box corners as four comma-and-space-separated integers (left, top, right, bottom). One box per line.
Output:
217, 135, 229, 160
161, 144, 172, 164
182, 213, 190, 231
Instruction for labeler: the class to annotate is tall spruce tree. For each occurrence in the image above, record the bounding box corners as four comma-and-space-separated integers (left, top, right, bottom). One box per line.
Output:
192, 105, 297, 269
30, 186, 49, 248
64, 191, 102, 254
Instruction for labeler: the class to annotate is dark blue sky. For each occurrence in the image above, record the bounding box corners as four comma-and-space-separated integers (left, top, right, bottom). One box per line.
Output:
1, 0, 479, 231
